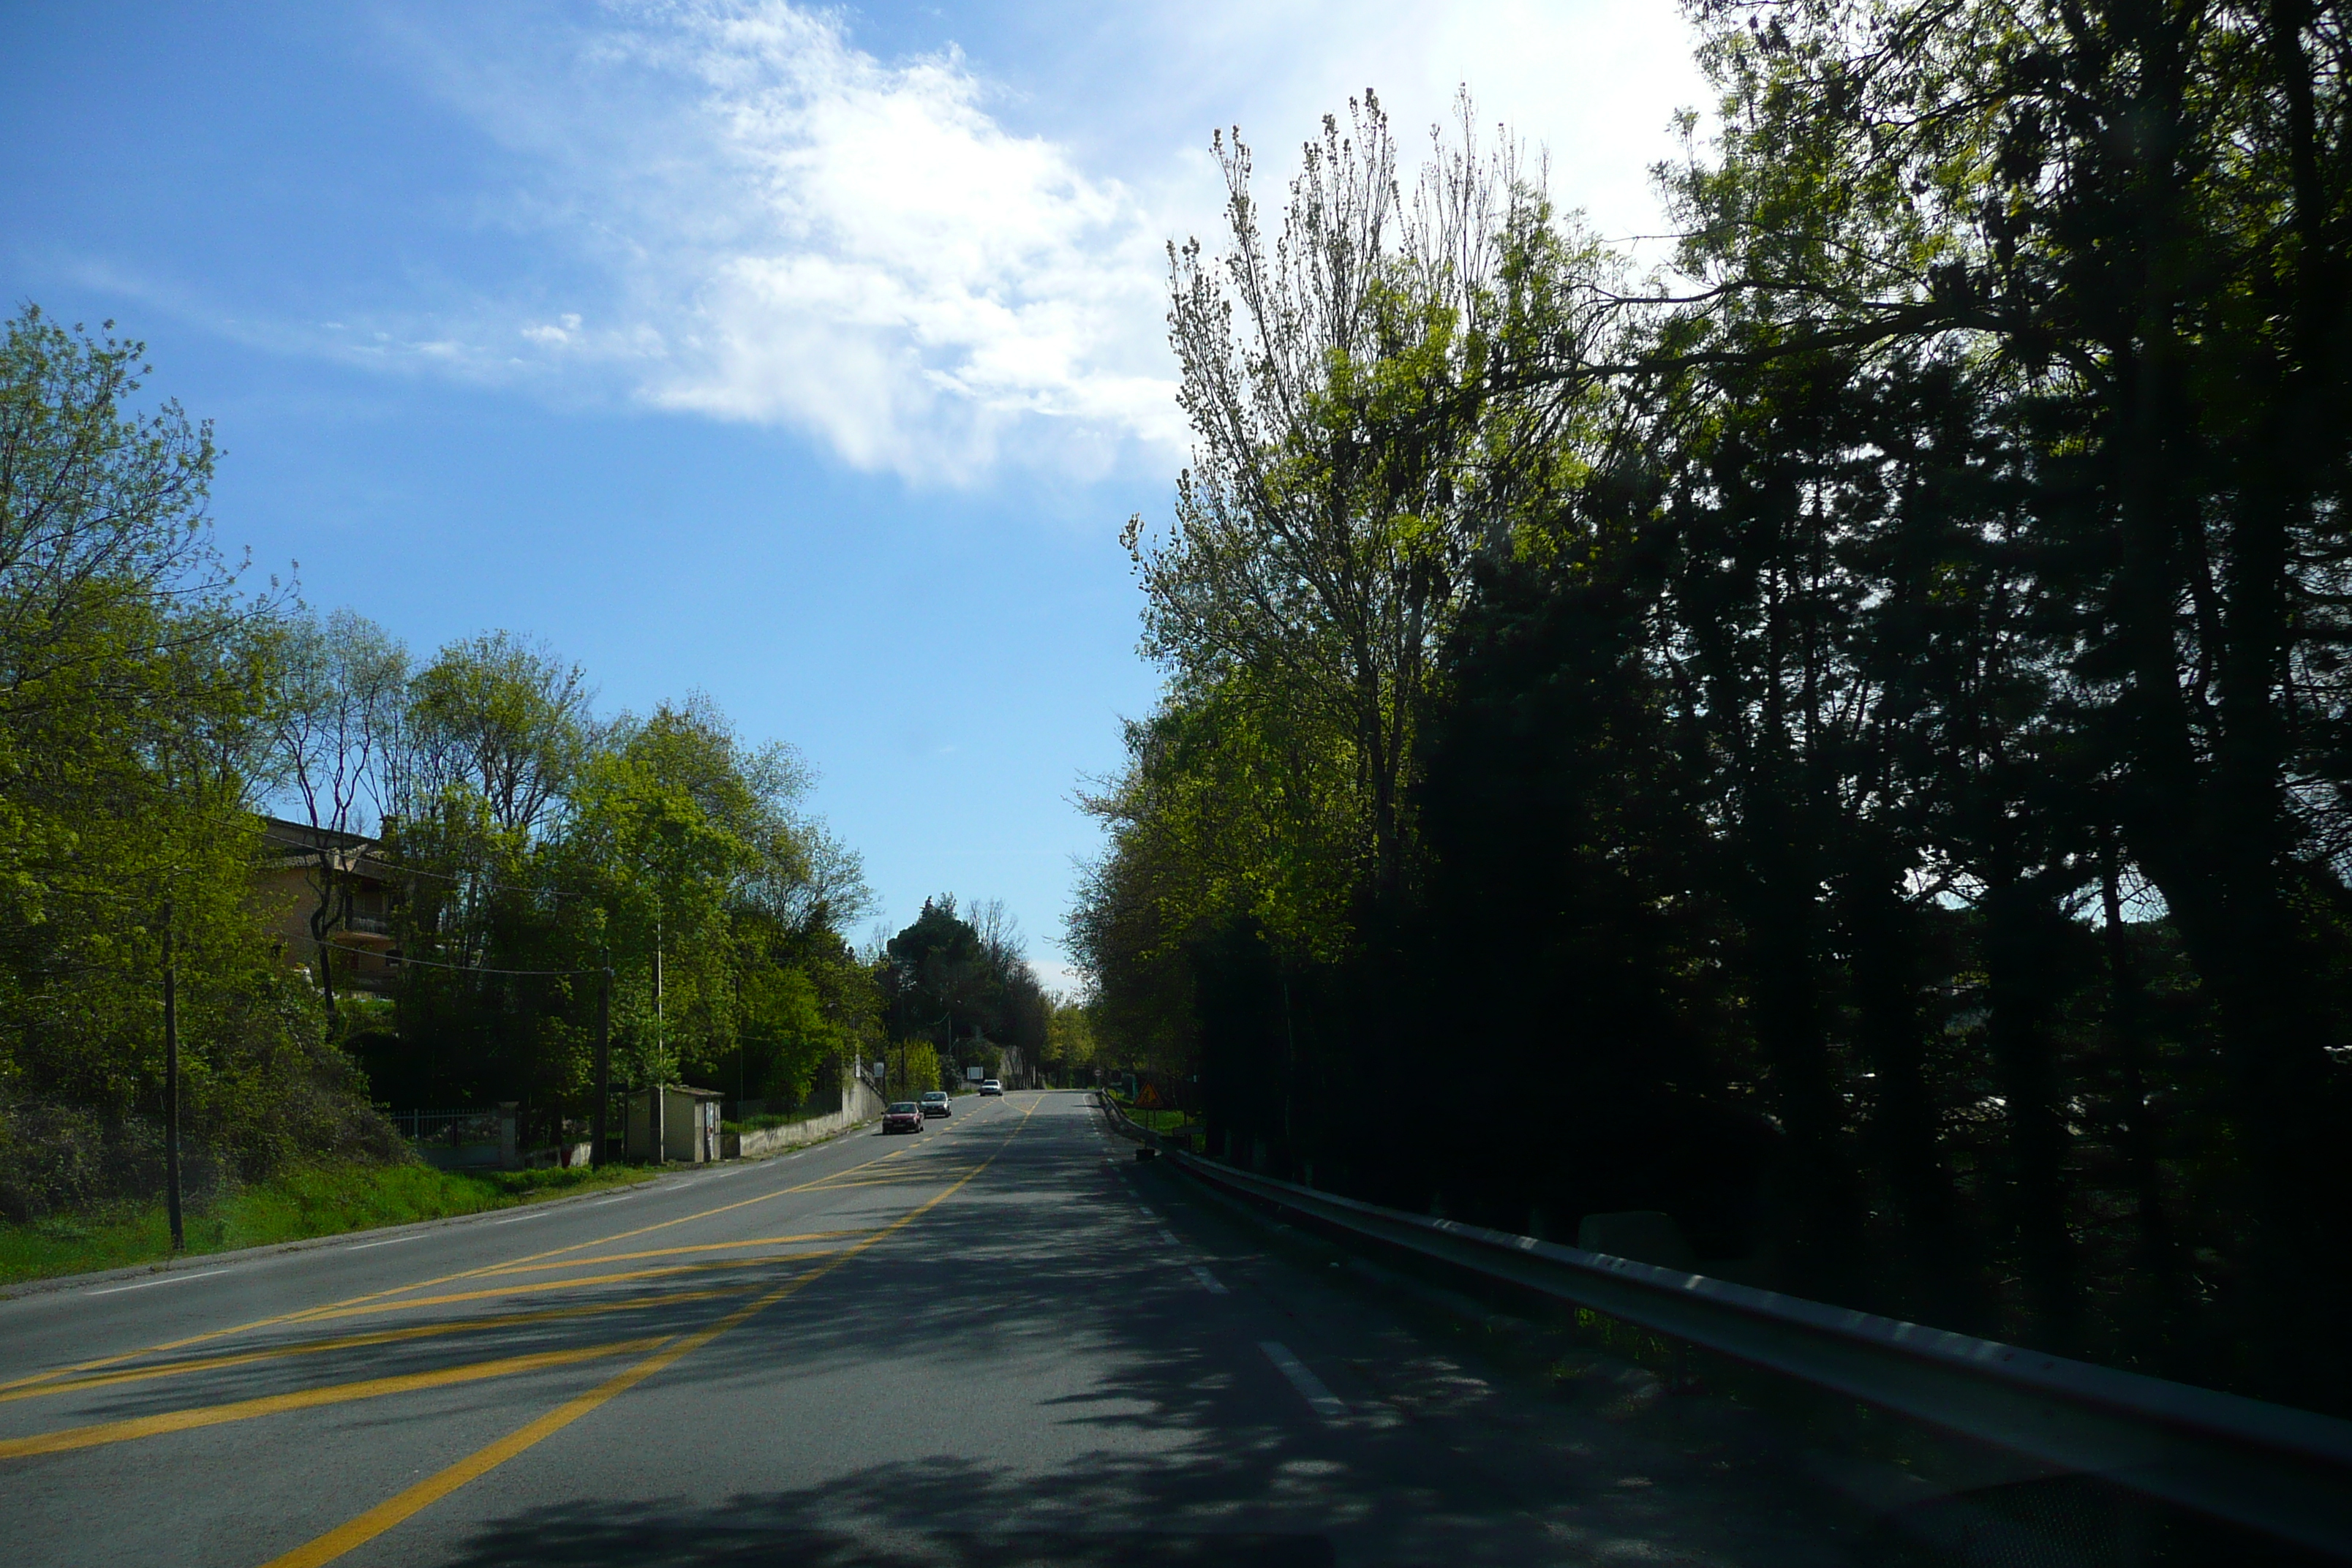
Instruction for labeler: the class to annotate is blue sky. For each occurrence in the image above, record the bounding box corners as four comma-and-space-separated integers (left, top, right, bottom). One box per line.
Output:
3, 1, 1707, 988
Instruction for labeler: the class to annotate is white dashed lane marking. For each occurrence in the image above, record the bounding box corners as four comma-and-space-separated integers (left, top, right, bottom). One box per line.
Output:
1260, 1341, 1347, 1423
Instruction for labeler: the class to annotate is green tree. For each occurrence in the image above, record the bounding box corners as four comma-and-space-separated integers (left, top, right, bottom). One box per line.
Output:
391, 630, 591, 839
879, 894, 1048, 1070
1655, 0, 2352, 1408
0, 306, 393, 1217
1080, 9, 2352, 1417
1134, 94, 1610, 904
270, 607, 407, 1011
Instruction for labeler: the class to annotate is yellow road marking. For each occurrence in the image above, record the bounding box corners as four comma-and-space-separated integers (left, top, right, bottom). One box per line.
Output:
263, 1098, 1044, 1568
290, 1255, 841, 1321
271, 1153, 909, 1318
796, 1158, 983, 1180
1, 1289, 752, 1406
0, 1140, 924, 1397
0, 1337, 668, 1461
802, 1163, 982, 1185
472, 1231, 867, 1277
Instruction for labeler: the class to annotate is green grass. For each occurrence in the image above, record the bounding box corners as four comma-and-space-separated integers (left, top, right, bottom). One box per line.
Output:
0, 1159, 659, 1287
723, 1110, 824, 1134
1107, 1098, 1192, 1135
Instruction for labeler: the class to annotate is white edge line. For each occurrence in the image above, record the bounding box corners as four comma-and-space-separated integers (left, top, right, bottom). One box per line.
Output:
345, 1233, 426, 1251
1260, 1340, 1347, 1422
87, 1269, 232, 1296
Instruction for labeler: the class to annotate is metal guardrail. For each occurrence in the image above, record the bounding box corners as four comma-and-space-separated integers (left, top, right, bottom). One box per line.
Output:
1097, 1095, 2352, 1556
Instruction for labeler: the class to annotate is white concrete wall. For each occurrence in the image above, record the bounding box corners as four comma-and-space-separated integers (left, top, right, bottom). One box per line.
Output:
731, 1074, 887, 1158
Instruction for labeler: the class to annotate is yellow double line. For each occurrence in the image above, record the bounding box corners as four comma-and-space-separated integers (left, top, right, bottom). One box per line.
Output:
0, 1139, 930, 1401
0, 1241, 857, 1451
0, 1338, 668, 1461
0, 1288, 749, 1407
472, 1229, 866, 1278
261, 1096, 1042, 1568
1, 1217, 879, 1414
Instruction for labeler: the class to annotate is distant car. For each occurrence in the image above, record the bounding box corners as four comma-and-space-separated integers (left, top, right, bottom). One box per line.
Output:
921, 1090, 951, 1118
979, 1079, 1003, 1096
883, 1102, 924, 1134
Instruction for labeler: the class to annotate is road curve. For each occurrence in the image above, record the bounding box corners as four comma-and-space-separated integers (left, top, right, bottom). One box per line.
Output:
1, 1091, 1860, 1567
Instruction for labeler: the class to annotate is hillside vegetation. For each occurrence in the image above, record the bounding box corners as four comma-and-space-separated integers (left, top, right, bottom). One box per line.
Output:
0, 306, 1039, 1245
1073, 4, 2352, 1419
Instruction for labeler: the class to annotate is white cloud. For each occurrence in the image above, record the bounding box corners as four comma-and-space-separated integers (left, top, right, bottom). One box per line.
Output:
388, 0, 1707, 486
633, 4, 1186, 475
1194, 2, 1709, 246
420, 1, 1180, 483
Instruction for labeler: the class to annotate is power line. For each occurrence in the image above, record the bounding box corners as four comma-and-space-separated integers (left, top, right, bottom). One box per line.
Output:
395, 952, 595, 978
266, 822, 587, 902
323, 938, 599, 979
289, 849, 590, 902
374, 859, 590, 900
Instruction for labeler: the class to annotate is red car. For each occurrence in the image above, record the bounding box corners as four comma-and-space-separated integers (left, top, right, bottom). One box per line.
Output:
883, 1101, 924, 1134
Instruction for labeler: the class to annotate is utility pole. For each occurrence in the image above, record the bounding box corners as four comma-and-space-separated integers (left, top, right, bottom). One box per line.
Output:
591, 966, 611, 1169
163, 902, 184, 1252
652, 907, 665, 1166
1281, 978, 1297, 1155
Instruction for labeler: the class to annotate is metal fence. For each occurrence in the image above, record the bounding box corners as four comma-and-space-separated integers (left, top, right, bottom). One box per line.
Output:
1100, 1096, 2352, 1558
388, 1108, 502, 1145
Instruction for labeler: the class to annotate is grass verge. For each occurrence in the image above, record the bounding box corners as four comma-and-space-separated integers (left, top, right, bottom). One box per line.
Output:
1108, 1098, 1196, 1138
724, 1110, 819, 1134
0, 1159, 659, 1287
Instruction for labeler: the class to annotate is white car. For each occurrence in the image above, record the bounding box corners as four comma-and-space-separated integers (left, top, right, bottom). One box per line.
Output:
920, 1090, 951, 1119
979, 1079, 1003, 1096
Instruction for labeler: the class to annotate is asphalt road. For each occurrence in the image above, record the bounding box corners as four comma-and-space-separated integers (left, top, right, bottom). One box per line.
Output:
0, 1091, 1872, 1567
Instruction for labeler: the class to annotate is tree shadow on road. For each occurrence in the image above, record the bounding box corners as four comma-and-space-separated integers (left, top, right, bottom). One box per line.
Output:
410, 1107, 1864, 1567
442, 1469, 1334, 1567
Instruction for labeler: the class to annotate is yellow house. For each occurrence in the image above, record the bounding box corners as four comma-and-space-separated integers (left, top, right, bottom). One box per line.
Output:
255, 815, 399, 993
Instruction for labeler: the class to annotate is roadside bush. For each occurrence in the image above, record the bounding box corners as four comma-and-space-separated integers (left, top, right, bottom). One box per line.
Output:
185, 968, 410, 1179
0, 1101, 235, 1223
0, 309, 407, 1229
881, 1039, 941, 1098
0, 966, 408, 1224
